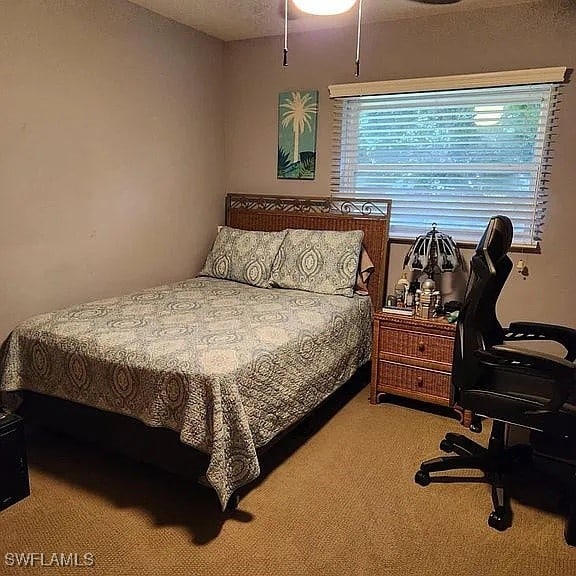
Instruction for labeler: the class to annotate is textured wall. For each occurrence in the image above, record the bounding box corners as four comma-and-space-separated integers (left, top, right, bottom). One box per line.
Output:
0, 0, 225, 339
224, 0, 576, 327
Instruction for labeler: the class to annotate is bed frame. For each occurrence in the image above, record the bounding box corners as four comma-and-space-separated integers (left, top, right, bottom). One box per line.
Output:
18, 194, 391, 507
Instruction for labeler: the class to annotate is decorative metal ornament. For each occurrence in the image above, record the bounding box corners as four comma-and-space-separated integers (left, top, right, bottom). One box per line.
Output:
227, 194, 391, 218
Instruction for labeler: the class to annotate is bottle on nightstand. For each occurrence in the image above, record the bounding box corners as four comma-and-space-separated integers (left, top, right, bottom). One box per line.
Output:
405, 281, 417, 308
394, 272, 410, 306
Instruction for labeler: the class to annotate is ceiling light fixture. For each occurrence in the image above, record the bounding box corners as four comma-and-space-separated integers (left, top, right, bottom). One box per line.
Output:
293, 0, 358, 16
283, 0, 364, 76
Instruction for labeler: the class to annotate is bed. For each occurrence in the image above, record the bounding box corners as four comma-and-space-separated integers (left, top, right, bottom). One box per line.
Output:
0, 194, 391, 509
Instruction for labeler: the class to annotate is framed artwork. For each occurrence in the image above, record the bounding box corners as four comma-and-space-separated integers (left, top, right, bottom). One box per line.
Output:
277, 90, 318, 180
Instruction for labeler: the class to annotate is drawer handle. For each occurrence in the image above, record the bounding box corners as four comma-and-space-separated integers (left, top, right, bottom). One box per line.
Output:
418, 342, 426, 352
416, 377, 424, 387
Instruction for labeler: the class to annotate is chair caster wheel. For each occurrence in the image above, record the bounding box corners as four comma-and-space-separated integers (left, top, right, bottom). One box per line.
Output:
415, 470, 431, 486
470, 418, 483, 434
440, 439, 454, 453
488, 510, 509, 531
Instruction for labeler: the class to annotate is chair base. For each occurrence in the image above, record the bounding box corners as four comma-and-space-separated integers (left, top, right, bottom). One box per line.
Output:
415, 420, 531, 532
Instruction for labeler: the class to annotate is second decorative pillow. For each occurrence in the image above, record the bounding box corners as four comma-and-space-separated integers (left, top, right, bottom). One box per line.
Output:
270, 229, 364, 297
200, 226, 288, 288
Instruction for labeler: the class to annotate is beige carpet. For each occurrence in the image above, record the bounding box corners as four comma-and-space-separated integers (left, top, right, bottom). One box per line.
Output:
1, 384, 575, 576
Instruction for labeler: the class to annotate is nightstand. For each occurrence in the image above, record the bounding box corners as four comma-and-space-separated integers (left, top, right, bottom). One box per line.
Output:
370, 311, 468, 424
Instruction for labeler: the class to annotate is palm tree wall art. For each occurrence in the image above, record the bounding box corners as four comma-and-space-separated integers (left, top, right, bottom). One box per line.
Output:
277, 90, 318, 180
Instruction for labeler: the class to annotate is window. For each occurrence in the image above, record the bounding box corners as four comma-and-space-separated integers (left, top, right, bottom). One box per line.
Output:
330, 69, 565, 247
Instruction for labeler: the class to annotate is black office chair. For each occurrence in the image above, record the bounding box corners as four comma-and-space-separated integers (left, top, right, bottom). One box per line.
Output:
414, 215, 576, 544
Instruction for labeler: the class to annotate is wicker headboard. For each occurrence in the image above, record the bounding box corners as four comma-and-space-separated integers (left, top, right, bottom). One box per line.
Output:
225, 194, 391, 309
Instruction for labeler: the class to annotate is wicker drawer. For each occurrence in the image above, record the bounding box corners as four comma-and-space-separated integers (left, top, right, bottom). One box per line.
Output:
377, 360, 451, 405
378, 326, 453, 366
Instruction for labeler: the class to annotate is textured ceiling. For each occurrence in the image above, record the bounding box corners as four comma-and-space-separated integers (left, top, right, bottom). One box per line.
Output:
128, 0, 541, 41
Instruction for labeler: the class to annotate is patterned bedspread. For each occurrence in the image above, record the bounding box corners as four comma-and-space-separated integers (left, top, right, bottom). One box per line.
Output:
0, 277, 372, 508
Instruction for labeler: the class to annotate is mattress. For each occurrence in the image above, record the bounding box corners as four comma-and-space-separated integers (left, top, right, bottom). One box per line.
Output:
0, 277, 372, 507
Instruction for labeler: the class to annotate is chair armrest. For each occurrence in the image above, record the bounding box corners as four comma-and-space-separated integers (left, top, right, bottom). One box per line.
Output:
505, 322, 576, 361
476, 345, 574, 415
477, 344, 573, 373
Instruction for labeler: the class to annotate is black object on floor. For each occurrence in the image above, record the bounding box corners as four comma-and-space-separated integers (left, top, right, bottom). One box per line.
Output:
0, 412, 30, 512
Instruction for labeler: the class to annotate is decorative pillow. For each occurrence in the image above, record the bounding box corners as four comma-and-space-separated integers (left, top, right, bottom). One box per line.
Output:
200, 227, 287, 288
270, 229, 364, 297
355, 246, 375, 295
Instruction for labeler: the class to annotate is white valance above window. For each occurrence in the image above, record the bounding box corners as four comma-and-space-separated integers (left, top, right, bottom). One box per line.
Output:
328, 67, 567, 98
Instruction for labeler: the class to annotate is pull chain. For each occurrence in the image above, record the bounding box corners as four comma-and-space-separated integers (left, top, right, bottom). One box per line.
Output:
283, 0, 288, 66
355, 0, 363, 76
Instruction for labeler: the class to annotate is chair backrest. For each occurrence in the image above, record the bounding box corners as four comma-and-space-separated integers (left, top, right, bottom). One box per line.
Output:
451, 216, 514, 398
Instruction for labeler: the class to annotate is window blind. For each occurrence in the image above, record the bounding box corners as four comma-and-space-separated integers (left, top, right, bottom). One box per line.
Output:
330, 81, 561, 246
